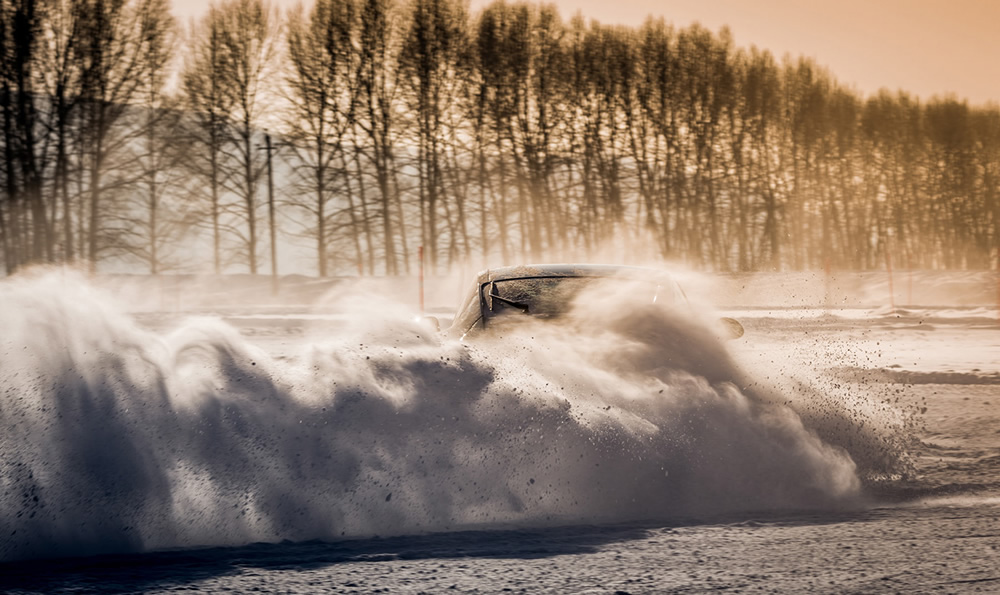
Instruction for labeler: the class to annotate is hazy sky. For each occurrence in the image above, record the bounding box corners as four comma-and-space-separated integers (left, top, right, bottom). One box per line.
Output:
171, 0, 1000, 105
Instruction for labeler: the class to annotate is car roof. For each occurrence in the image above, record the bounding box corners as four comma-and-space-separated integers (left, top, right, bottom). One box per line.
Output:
478, 263, 675, 284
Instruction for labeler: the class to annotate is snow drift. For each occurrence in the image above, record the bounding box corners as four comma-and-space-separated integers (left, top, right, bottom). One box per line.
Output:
0, 270, 909, 561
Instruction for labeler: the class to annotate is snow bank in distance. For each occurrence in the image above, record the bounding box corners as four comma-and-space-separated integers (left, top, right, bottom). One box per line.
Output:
680, 270, 999, 308
0, 270, 908, 561
45, 267, 1000, 313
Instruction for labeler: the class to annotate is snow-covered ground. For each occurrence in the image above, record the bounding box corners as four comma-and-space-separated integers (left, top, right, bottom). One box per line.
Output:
1, 270, 998, 592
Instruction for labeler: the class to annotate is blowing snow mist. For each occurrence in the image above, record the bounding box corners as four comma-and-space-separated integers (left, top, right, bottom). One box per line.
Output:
0, 271, 910, 561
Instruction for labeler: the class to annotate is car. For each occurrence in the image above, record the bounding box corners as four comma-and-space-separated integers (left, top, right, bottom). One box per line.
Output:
444, 263, 743, 341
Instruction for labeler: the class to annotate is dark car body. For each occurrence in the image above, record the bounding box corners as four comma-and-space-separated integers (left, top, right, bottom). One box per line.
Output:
446, 264, 692, 340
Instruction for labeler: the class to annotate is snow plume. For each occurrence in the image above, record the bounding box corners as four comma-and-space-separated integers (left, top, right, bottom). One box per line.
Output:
0, 270, 905, 561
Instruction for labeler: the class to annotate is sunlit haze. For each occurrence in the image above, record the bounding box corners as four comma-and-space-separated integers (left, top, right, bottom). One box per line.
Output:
170, 0, 999, 105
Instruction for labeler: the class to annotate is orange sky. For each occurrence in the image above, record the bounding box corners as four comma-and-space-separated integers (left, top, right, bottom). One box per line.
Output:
171, 0, 1000, 105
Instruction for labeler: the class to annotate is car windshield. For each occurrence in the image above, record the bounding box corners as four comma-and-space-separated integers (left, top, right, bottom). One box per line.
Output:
488, 276, 674, 319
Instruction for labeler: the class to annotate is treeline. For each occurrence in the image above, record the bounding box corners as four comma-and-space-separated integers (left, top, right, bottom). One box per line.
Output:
2, 0, 999, 276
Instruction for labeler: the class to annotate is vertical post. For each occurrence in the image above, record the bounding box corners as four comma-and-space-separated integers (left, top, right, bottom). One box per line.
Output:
265, 132, 277, 297
418, 245, 425, 314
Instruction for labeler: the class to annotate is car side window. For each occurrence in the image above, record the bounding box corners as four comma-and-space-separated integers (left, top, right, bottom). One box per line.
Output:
448, 282, 484, 338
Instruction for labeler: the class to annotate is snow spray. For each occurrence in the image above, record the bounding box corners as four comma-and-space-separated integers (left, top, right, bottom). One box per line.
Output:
0, 271, 910, 561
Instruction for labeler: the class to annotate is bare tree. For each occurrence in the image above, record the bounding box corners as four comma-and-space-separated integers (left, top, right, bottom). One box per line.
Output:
284, 0, 357, 276
215, 0, 280, 274
0, 0, 50, 267
182, 3, 236, 273
38, 0, 87, 263
125, 0, 177, 273
355, 0, 403, 275
73, 0, 168, 270
399, 0, 467, 272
